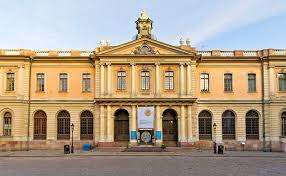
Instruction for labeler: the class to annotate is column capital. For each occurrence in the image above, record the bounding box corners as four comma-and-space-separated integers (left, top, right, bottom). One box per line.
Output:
106, 62, 111, 66
179, 62, 186, 66
155, 61, 160, 66
99, 62, 105, 66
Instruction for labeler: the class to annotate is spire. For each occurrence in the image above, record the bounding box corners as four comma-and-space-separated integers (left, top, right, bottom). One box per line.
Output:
135, 10, 153, 39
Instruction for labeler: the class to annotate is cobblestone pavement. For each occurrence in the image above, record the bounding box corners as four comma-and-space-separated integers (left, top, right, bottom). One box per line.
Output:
0, 155, 286, 176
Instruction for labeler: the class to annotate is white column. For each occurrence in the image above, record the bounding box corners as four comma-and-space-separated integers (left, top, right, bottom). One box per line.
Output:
186, 63, 191, 96
155, 62, 160, 97
107, 63, 112, 96
100, 63, 105, 97
155, 105, 162, 146
187, 105, 193, 142
99, 105, 105, 142
180, 63, 185, 96
106, 105, 114, 142
130, 105, 137, 144
180, 105, 186, 143
131, 63, 136, 97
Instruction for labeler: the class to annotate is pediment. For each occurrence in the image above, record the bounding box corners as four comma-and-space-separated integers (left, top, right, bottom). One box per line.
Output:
96, 38, 195, 56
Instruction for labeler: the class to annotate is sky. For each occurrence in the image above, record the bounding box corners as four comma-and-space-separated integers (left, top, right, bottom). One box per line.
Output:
0, 0, 286, 50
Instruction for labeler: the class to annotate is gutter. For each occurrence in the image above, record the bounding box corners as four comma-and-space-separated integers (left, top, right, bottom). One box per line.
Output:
27, 56, 33, 151
260, 56, 266, 152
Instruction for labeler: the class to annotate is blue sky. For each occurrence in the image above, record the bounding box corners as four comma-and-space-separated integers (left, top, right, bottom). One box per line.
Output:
0, 0, 286, 50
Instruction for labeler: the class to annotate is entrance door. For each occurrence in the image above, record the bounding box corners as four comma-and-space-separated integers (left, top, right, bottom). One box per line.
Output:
162, 109, 178, 146
114, 109, 129, 142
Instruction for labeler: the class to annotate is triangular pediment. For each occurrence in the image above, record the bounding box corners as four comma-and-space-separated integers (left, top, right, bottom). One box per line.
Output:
96, 38, 195, 56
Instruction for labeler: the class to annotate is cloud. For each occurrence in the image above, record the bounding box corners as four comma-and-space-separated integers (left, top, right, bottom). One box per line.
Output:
188, 0, 286, 45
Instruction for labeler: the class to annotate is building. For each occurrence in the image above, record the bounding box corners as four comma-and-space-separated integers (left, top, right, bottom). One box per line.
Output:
0, 11, 286, 151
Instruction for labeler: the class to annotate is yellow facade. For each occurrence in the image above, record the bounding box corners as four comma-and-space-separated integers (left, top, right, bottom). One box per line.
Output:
0, 12, 286, 151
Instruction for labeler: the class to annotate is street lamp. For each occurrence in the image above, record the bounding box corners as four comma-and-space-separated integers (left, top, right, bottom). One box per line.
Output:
71, 123, 74, 153
213, 123, 217, 154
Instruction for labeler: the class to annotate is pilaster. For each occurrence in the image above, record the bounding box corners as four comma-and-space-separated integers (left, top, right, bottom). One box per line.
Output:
106, 105, 114, 142
131, 63, 136, 97
155, 62, 160, 97
99, 105, 105, 142
130, 105, 137, 144
155, 105, 162, 146
179, 105, 186, 142
187, 105, 193, 142
180, 62, 185, 96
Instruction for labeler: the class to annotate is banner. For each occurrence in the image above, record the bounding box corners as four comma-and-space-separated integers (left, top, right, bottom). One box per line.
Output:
137, 106, 154, 129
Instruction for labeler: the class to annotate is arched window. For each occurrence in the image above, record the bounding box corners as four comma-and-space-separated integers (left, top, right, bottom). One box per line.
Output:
3, 112, 12, 136
222, 110, 235, 140
198, 110, 212, 140
282, 111, 286, 137
57, 110, 70, 140
34, 110, 47, 140
246, 110, 259, 139
80, 110, 93, 140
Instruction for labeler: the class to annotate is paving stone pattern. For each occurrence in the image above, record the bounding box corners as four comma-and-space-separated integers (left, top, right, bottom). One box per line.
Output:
0, 155, 286, 176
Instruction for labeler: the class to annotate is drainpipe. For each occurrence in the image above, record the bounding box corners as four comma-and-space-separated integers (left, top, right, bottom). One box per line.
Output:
260, 56, 266, 152
27, 56, 33, 151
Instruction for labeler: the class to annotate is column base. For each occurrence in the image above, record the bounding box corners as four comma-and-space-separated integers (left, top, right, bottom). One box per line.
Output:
155, 140, 162, 147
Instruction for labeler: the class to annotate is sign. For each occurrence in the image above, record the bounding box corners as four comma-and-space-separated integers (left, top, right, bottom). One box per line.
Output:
137, 106, 154, 129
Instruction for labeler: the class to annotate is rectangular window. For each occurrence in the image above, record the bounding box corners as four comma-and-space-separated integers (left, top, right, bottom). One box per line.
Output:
6, 73, 15, 91
36, 73, 45, 92
200, 73, 209, 92
164, 71, 174, 90
224, 73, 233, 92
141, 71, 150, 90
82, 73, 91, 92
278, 73, 286, 91
59, 73, 68, 92
248, 73, 256, 92
117, 71, 126, 90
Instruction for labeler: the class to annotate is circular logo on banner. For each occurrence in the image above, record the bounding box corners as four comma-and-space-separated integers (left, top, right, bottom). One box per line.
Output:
144, 109, 152, 117
141, 131, 152, 143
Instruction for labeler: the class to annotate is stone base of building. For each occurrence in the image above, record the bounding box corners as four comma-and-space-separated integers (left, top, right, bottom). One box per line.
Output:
0, 140, 285, 152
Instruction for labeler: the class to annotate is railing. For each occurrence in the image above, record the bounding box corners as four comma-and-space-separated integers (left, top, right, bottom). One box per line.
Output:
273, 49, 286, 55
221, 51, 234, 57
2, 49, 21, 55
243, 51, 257, 57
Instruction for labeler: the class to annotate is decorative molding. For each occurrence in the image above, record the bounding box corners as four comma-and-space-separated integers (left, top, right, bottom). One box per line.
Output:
131, 43, 157, 55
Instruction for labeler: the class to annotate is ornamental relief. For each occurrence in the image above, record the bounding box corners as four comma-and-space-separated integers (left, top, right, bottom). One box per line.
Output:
131, 43, 159, 55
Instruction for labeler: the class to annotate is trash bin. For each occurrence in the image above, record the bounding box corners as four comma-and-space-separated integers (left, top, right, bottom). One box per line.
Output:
218, 145, 224, 154
64, 145, 70, 154
82, 143, 91, 151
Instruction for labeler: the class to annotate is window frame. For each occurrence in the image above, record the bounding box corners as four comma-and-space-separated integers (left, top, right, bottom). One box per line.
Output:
164, 71, 174, 90
6, 73, 15, 91
141, 71, 150, 90
36, 73, 45, 92
222, 110, 236, 140
3, 112, 12, 136
224, 73, 233, 92
198, 110, 212, 140
82, 73, 91, 92
117, 71, 126, 90
278, 73, 286, 91
245, 110, 259, 139
200, 73, 209, 92
248, 73, 256, 92
57, 110, 70, 140
59, 73, 68, 92
282, 111, 286, 137
80, 110, 94, 140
